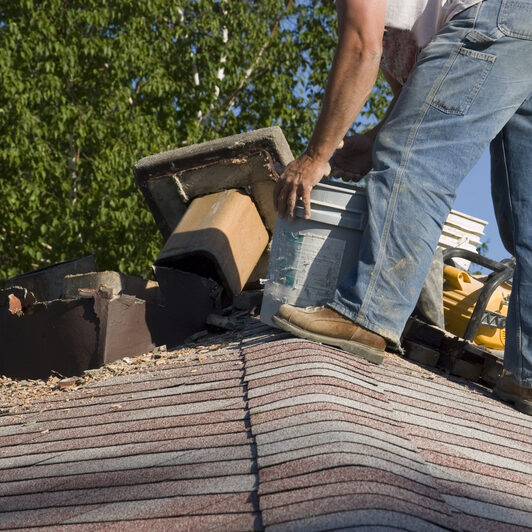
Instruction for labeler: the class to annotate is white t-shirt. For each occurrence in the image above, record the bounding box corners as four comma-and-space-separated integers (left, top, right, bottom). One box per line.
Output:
386, 0, 482, 47
382, 0, 483, 83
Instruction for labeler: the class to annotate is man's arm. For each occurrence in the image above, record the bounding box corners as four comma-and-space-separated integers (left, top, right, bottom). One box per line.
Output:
274, 0, 386, 218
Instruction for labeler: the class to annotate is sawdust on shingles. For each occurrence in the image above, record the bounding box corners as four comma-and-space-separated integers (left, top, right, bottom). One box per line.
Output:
0, 329, 240, 416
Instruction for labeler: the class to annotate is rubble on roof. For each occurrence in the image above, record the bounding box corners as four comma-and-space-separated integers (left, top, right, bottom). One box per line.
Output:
4, 256, 97, 302
1, 128, 290, 379
134, 126, 293, 290
0, 261, 220, 379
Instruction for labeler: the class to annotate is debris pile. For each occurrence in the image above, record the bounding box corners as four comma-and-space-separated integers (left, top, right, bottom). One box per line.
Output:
0, 325, 242, 415
0, 260, 221, 378
1, 127, 293, 379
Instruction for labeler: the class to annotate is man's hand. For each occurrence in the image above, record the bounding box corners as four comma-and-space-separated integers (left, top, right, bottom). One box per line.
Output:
330, 133, 374, 181
273, 153, 331, 219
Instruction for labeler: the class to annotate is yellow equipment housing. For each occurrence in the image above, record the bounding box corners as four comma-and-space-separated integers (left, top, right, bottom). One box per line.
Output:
442, 265, 511, 351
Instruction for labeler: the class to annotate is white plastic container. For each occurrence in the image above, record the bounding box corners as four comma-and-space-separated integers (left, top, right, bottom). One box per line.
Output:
260, 181, 368, 326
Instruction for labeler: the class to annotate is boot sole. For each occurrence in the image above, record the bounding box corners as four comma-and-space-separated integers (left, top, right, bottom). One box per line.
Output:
272, 316, 385, 365
493, 388, 532, 416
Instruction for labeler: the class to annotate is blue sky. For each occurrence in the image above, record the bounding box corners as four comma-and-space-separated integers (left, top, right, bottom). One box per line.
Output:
453, 148, 509, 263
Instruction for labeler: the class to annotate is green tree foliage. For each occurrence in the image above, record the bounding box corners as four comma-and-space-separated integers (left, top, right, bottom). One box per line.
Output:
0, 0, 391, 279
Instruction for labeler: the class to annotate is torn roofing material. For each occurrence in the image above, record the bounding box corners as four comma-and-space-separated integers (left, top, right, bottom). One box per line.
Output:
1, 319, 531, 530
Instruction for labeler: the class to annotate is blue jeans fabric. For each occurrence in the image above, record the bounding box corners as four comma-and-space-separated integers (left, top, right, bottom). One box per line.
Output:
329, 0, 532, 387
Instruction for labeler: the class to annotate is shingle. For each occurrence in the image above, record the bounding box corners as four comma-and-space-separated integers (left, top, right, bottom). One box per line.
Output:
250, 402, 403, 432
249, 393, 392, 419
265, 507, 449, 531
250, 405, 404, 439
259, 465, 441, 501
255, 420, 418, 456
7, 355, 243, 415
0, 433, 253, 471
2, 444, 255, 482
241, 334, 292, 349
435, 477, 532, 513
244, 344, 374, 377
260, 479, 451, 515
244, 362, 378, 389
412, 436, 532, 474
0, 494, 259, 529
261, 490, 453, 526
403, 424, 532, 458
395, 385, 529, 431
2, 317, 532, 530
444, 513, 529, 532
21, 513, 262, 532
442, 494, 532, 528
248, 381, 390, 411
0, 400, 245, 439
377, 361, 530, 428
243, 339, 373, 365
2, 419, 249, 459
0, 408, 246, 448
3, 383, 244, 428
84, 354, 242, 389
390, 406, 532, 448
247, 373, 381, 400
258, 452, 436, 487
416, 445, 532, 485
2, 475, 257, 512
19, 360, 242, 413
256, 430, 424, 468
0, 459, 256, 497
428, 463, 531, 499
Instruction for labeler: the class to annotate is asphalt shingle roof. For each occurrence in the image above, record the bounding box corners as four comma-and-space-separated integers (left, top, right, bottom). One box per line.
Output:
1, 319, 531, 531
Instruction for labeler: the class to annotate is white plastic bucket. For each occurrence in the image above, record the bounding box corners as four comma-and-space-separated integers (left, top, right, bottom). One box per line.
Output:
260, 181, 368, 326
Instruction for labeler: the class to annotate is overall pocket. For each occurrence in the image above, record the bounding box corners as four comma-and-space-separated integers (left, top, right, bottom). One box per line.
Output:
430, 45, 496, 115
498, 0, 532, 40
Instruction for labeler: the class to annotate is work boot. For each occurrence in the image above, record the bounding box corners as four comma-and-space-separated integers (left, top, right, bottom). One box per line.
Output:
273, 304, 386, 364
493, 370, 532, 415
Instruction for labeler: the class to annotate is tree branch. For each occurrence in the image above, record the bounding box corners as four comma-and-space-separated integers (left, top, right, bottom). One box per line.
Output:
220, 0, 294, 125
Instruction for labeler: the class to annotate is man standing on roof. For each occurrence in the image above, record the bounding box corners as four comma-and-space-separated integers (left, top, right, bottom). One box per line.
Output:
273, 0, 532, 415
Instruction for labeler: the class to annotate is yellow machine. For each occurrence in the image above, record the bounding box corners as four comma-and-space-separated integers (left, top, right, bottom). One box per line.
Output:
442, 262, 512, 351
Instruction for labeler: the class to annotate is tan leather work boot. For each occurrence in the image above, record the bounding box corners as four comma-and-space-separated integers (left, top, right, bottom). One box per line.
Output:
273, 304, 386, 364
494, 370, 532, 415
